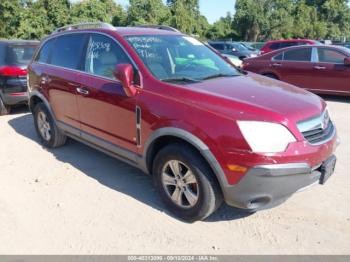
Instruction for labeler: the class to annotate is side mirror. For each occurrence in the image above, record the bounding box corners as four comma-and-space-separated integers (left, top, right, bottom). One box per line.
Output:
344, 57, 350, 66
113, 64, 137, 97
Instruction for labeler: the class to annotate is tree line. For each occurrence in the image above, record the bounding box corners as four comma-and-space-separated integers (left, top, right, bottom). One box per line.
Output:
0, 0, 349, 42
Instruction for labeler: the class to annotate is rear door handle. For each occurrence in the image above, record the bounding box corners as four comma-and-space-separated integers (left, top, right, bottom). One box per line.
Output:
40, 75, 51, 85
76, 87, 89, 95
272, 63, 282, 67
314, 66, 326, 70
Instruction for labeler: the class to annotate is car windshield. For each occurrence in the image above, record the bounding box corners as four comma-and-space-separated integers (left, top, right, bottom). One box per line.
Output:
125, 35, 240, 82
231, 43, 248, 52
6, 45, 37, 65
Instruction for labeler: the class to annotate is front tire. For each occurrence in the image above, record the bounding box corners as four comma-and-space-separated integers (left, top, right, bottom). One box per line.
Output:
33, 103, 66, 148
153, 143, 223, 222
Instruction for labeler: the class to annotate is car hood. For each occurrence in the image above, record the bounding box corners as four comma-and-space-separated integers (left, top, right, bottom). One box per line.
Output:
188, 72, 325, 124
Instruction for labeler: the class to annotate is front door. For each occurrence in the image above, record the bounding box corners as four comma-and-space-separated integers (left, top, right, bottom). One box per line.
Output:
75, 33, 139, 153
310, 47, 350, 95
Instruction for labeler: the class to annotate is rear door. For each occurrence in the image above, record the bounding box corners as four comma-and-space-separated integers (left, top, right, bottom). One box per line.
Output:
310, 47, 350, 95
272, 47, 314, 89
44, 33, 86, 130
75, 33, 139, 153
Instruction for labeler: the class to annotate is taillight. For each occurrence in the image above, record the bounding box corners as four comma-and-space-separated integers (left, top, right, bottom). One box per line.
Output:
0, 66, 27, 77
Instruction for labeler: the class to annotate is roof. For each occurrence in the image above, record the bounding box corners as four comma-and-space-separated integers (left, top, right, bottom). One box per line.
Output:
0, 39, 39, 45
265, 39, 317, 43
261, 44, 350, 57
115, 27, 183, 36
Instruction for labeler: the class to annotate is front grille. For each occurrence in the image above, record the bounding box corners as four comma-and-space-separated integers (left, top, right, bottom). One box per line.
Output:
297, 110, 335, 145
302, 120, 334, 144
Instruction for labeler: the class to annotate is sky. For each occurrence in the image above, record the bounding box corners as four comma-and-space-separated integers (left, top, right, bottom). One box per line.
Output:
74, 0, 235, 24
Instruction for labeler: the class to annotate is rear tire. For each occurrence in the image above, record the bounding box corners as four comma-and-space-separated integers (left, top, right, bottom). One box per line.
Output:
33, 102, 66, 148
153, 143, 223, 222
0, 97, 11, 116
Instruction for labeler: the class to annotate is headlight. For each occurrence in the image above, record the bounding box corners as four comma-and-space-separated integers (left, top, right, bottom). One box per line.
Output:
237, 121, 296, 153
250, 53, 257, 58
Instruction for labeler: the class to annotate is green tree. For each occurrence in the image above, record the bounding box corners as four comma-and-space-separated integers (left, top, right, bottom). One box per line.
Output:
71, 0, 126, 26
16, 0, 51, 39
167, 0, 201, 35
0, 0, 23, 38
206, 12, 236, 40
127, 0, 170, 25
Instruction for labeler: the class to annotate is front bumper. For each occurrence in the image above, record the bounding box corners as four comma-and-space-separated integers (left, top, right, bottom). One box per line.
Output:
223, 155, 336, 210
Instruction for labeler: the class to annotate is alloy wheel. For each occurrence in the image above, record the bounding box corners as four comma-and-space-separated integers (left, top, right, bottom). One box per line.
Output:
161, 160, 199, 208
37, 111, 51, 141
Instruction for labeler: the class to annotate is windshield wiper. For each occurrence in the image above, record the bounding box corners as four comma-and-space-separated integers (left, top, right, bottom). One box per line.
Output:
161, 77, 201, 83
201, 73, 237, 80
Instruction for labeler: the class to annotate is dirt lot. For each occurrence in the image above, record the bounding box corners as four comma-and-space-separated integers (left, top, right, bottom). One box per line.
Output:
0, 96, 349, 255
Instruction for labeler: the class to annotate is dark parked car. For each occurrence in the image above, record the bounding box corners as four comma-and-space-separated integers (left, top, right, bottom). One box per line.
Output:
260, 39, 320, 54
243, 45, 350, 96
28, 23, 337, 221
208, 41, 259, 60
0, 40, 38, 115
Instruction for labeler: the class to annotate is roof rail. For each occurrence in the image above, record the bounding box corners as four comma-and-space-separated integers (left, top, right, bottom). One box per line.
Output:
132, 25, 180, 32
52, 22, 115, 34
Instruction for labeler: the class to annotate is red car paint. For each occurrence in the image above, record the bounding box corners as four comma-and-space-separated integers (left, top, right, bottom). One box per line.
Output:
28, 27, 338, 211
243, 45, 350, 96
260, 39, 319, 54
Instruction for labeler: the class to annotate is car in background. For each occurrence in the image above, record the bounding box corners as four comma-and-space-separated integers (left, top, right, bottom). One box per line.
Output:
0, 40, 39, 115
221, 54, 243, 67
260, 39, 320, 54
208, 41, 259, 60
239, 42, 259, 52
243, 45, 350, 96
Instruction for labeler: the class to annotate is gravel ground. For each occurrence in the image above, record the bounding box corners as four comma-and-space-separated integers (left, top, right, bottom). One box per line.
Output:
0, 96, 349, 255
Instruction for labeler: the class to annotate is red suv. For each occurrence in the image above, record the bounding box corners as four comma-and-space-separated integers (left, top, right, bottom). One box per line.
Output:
28, 23, 338, 222
260, 39, 320, 54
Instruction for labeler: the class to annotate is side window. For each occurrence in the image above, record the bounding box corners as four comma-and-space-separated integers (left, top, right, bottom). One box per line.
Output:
51, 34, 86, 70
211, 44, 224, 51
273, 52, 283, 61
269, 43, 280, 50
83, 34, 131, 79
284, 48, 312, 62
36, 38, 55, 64
318, 48, 346, 64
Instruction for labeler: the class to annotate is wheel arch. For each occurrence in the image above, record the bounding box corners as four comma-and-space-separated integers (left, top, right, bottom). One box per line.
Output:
261, 71, 280, 80
29, 91, 56, 121
142, 127, 229, 188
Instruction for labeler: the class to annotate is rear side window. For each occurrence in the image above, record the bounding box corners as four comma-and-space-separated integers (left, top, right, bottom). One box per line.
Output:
6, 45, 37, 65
284, 48, 312, 62
318, 48, 346, 63
51, 34, 86, 70
269, 43, 280, 50
36, 39, 55, 64
210, 43, 225, 50
83, 34, 131, 79
273, 52, 283, 60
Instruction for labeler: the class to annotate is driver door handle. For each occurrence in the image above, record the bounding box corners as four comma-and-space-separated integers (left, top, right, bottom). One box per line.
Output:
76, 87, 89, 95
314, 65, 326, 70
